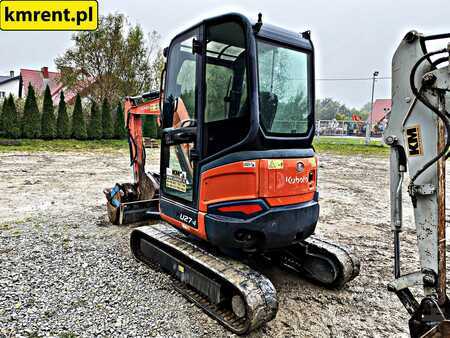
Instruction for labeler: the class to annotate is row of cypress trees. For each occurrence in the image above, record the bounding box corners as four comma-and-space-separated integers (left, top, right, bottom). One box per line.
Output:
0, 83, 129, 140
72, 94, 127, 140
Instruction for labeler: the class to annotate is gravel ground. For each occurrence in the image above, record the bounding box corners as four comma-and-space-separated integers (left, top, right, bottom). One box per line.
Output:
0, 149, 446, 337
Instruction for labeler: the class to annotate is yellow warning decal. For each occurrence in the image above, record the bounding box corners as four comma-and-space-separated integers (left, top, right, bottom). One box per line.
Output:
268, 159, 283, 169
166, 176, 187, 192
178, 265, 185, 273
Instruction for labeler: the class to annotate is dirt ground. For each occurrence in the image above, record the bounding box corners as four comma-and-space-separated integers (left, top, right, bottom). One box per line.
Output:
0, 149, 440, 337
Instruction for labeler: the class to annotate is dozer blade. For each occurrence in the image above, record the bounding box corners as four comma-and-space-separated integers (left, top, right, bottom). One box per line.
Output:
273, 235, 360, 289
106, 199, 160, 225
130, 224, 278, 335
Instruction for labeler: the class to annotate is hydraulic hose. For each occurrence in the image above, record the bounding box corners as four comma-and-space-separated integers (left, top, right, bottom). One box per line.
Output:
126, 111, 138, 166
408, 48, 450, 185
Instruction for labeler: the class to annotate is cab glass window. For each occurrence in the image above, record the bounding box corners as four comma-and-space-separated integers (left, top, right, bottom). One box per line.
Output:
257, 40, 310, 135
203, 21, 250, 157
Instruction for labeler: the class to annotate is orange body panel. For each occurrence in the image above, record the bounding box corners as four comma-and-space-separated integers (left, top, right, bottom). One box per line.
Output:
198, 161, 260, 212
161, 212, 207, 240
259, 158, 317, 207
199, 157, 317, 211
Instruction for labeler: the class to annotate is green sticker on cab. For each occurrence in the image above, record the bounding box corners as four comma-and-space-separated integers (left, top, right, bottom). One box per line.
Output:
268, 159, 283, 169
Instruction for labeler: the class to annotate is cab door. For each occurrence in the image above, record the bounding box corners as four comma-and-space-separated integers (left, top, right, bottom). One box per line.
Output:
159, 27, 203, 233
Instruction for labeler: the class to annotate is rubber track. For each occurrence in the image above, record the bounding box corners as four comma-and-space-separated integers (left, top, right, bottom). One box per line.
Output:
130, 224, 278, 334
281, 235, 360, 289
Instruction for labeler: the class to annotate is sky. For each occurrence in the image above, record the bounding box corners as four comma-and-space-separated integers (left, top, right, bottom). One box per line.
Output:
1, 0, 449, 108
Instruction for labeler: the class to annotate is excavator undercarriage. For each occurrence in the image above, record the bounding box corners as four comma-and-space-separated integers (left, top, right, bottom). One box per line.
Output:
130, 221, 359, 334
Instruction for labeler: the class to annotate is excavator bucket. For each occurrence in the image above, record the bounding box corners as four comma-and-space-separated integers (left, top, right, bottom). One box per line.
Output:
104, 173, 160, 225
421, 321, 450, 338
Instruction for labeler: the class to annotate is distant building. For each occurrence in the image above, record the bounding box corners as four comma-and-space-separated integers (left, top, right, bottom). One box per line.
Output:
367, 99, 392, 133
19, 67, 80, 104
0, 71, 20, 99
1, 67, 80, 104
367, 99, 392, 124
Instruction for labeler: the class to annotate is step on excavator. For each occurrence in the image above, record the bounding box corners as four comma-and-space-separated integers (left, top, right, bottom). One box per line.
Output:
384, 32, 450, 337
104, 13, 360, 334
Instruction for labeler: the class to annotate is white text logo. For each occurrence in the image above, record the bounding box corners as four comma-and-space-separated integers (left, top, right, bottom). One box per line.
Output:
285, 176, 309, 185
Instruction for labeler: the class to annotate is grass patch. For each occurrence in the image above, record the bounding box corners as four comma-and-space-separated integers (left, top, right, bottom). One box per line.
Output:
313, 136, 388, 156
0, 137, 388, 156
0, 223, 11, 230
59, 333, 78, 338
0, 139, 128, 152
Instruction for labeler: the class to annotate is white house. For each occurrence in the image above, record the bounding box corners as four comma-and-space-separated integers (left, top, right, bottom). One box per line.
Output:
0, 71, 20, 99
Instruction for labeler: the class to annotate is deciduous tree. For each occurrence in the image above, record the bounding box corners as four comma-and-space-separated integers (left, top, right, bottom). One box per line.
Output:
55, 14, 163, 103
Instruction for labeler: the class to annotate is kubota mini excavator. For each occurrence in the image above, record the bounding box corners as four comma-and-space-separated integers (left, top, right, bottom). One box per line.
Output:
105, 13, 360, 334
384, 32, 450, 337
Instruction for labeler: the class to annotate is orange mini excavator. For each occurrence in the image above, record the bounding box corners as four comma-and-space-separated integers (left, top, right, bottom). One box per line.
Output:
105, 13, 360, 334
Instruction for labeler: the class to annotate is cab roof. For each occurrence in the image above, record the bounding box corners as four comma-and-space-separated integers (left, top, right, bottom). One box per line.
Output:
169, 12, 313, 52
255, 22, 313, 51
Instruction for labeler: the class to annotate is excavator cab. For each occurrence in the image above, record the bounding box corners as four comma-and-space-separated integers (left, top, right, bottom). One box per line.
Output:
159, 13, 318, 251
107, 13, 359, 334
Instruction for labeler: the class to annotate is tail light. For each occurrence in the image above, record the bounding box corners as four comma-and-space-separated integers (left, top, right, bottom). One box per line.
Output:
209, 200, 268, 219
218, 204, 263, 215
309, 170, 316, 189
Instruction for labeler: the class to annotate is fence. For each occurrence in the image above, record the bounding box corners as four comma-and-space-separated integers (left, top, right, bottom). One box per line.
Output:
316, 119, 386, 137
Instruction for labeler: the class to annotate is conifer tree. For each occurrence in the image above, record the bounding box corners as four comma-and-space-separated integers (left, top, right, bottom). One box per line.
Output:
71, 94, 87, 140
114, 102, 127, 139
3, 94, 21, 138
56, 91, 70, 139
22, 84, 41, 138
101, 98, 113, 139
143, 115, 159, 139
88, 101, 102, 139
41, 85, 56, 139
0, 98, 6, 134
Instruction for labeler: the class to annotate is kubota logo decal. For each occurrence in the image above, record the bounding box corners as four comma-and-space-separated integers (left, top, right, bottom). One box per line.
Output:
285, 176, 309, 184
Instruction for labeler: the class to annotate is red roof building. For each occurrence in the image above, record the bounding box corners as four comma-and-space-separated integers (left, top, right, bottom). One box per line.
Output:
18, 67, 80, 104
367, 99, 392, 124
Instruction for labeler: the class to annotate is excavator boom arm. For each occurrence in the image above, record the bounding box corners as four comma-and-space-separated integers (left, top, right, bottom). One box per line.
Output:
384, 31, 450, 337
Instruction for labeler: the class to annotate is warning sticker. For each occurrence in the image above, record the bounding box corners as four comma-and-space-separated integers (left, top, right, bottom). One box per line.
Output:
268, 159, 284, 169
165, 168, 188, 192
166, 175, 187, 192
